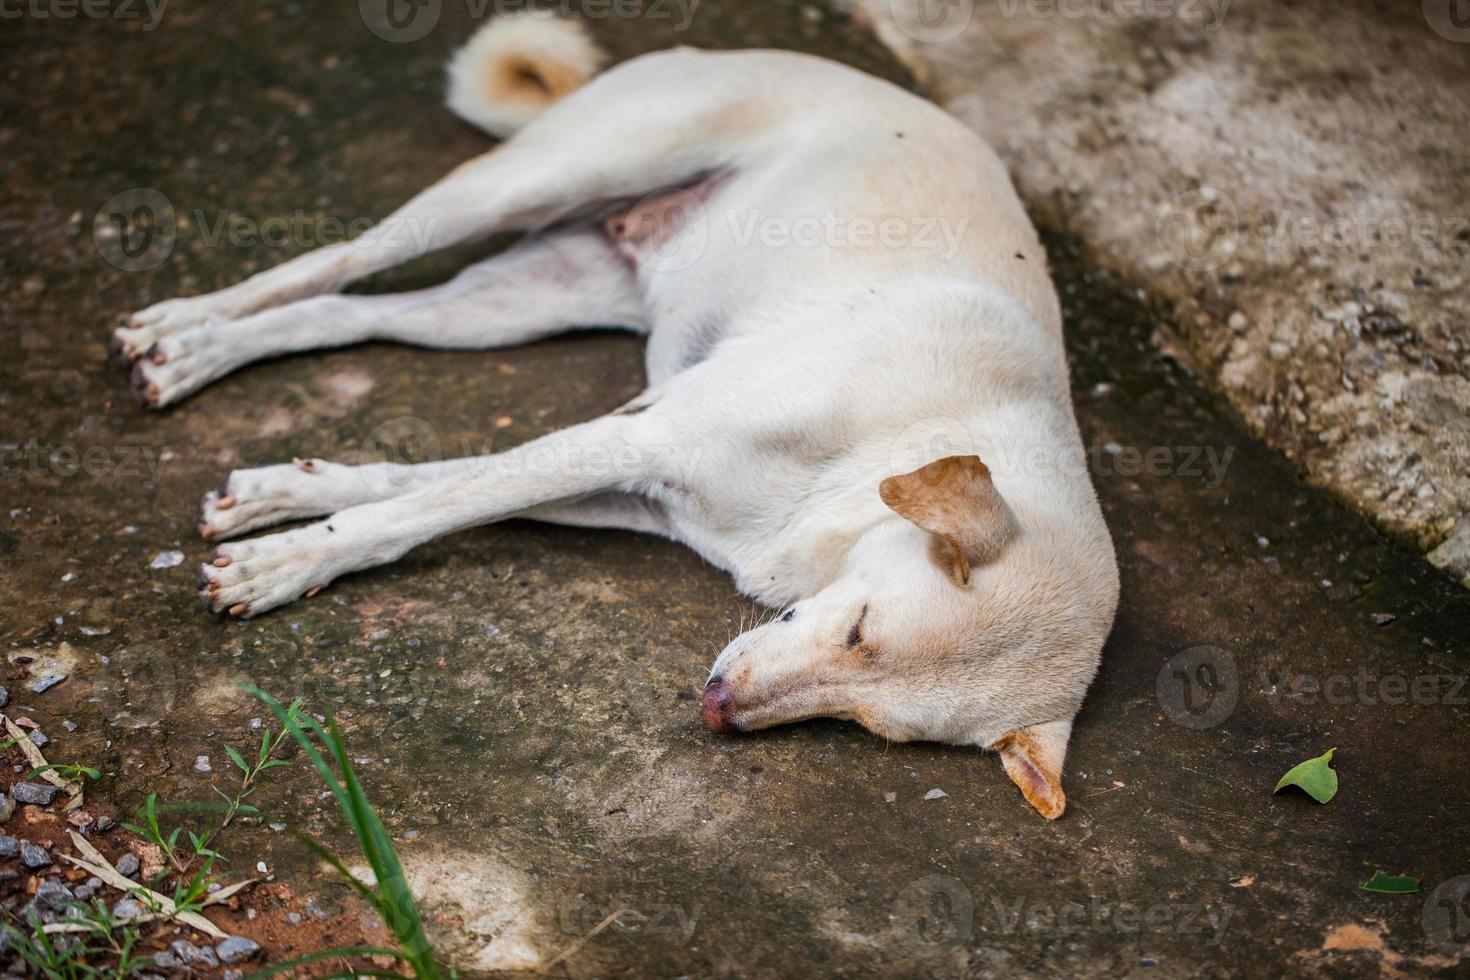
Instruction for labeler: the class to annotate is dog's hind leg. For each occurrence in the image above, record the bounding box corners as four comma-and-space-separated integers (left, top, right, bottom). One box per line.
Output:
116, 56, 744, 362
196, 408, 682, 617
132, 230, 643, 407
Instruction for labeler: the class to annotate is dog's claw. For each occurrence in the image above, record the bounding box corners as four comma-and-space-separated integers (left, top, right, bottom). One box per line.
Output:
293, 457, 317, 473
306, 585, 322, 598
129, 360, 158, 407
213, 555, 232, 568
216, 494, 237, 510
228, 603, 248, 617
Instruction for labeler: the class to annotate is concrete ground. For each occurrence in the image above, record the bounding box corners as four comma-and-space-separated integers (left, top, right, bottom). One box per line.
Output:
2, 1, 1467, 976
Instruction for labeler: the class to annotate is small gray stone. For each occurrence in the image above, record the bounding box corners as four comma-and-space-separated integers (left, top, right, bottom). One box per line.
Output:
20, 842, 52, 869
152, 952, 182, 970
115, 852, 141, 878
0, 686, 8, 707
1371, 612, 1397, 627
112, 896, 145, 920
36, 879, 74, 909
224, 971, 244, 980
0, 834, 19, 857
149, 550, 185, 570
12, 782, 58, 806
215, 936, 262, 964
61, 720, 78, 732
172, 939, 220, 968
29, 674, 64, 695
93, 815, 114, 832
27, 730, 48, 749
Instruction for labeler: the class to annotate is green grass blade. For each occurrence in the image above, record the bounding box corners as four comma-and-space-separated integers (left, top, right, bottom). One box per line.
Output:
316, 708, 440, 979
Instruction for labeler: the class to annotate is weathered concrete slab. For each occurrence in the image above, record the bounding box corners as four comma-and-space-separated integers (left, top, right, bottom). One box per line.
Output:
1, 2, 1467, 976
863, 0, 1470, 585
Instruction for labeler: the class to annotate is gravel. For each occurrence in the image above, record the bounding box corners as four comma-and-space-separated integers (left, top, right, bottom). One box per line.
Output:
150, 550, 185, 569
116, 852, 141, 878
12, 782, 58, 806
20, 842, 53, 869
172, 939, 220, 968
36, 878, 75, 909
215, 936, 263, 964
29, 673, 65, 694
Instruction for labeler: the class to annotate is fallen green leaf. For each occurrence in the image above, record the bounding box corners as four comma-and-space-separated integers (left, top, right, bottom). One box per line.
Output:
1360, 871, 1420, 894
1273, 747, 1338, 803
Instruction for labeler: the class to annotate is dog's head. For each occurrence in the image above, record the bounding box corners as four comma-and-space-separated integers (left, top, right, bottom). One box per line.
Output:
703, 455, 1118, 819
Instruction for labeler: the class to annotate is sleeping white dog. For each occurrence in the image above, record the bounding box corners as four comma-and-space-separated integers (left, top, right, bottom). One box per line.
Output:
114, 13, 1118, 820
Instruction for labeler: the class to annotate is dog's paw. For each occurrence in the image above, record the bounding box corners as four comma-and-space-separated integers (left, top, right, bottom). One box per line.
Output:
197, 527, 336, 618
114, 295, 235, 363
126, 327, 238, 408
199, 459, 332, 541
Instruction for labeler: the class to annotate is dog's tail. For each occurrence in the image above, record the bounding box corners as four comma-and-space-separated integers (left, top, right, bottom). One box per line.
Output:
445, 12, 607, 139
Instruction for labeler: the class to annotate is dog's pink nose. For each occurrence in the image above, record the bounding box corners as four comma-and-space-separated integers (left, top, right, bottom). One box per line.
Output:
702, 678, 740, 734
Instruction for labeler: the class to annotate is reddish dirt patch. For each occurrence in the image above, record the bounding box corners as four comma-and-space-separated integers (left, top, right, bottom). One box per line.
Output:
0, 752, 399, 977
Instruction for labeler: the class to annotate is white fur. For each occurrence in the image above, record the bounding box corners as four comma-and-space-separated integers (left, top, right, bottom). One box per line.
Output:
446, 12, 605, 138
122, 38, 1119, 818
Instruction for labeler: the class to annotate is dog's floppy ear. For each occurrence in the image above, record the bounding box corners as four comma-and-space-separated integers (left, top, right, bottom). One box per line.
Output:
991, 718, 1071, 820
879, 455, 1019, 585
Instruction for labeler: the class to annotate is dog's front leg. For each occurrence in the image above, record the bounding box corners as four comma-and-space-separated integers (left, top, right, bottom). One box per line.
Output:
196, 411, 673, 617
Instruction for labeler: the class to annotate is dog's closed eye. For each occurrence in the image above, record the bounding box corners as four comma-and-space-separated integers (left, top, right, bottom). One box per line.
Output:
845, 605, 868, 648
780, 608, 796, 623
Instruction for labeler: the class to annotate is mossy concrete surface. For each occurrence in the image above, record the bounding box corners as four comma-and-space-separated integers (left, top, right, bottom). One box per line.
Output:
1, 1, 1467, 976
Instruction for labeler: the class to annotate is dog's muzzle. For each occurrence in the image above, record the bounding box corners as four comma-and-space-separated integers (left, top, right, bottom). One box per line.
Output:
702, 677, 741, 734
